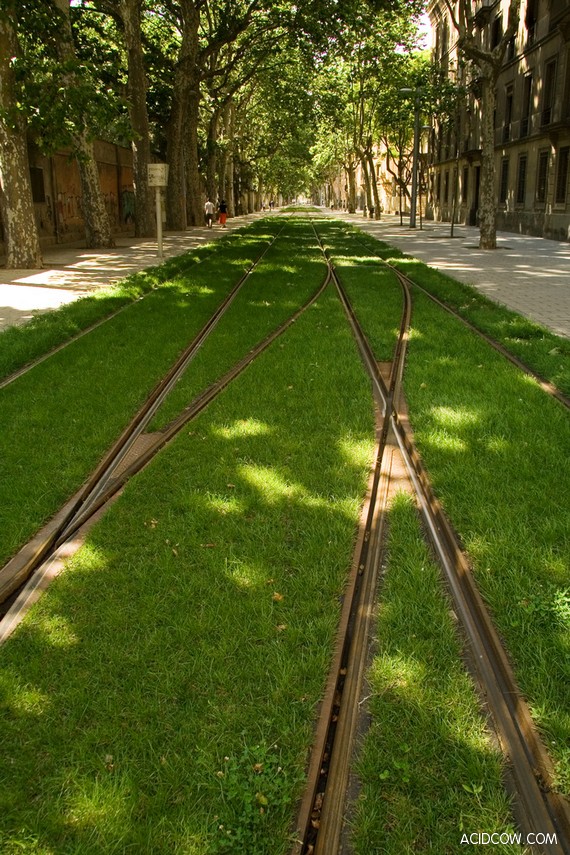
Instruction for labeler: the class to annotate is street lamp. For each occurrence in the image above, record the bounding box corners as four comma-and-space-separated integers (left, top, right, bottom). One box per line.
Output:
399, 88, 422, 229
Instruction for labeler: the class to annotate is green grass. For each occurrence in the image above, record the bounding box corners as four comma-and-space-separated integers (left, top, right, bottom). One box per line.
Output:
352, 230, 570, 397
150, 218, 327, 430
401, 287, 570, 792
0, 284, 375, 854
0, 222, 283, 567
0, 239, 230, 383
321, 218, 570, 793
352, 493, 523, 854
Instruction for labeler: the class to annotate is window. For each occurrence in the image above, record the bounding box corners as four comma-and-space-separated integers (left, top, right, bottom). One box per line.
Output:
536, 150, 549, 203
436, 173, 441, 201
499, 157, 509, 204
555, 147, 569, 204
520, 74, 533, 137
503, 85, 514, 142
516, 154, 528, 204
491, 15, 503, 49
29, 167, 45, 203
542, 60, 557, 126
462, 166, 469, 203
525, 0, 538, 45
444, 171, 449, 203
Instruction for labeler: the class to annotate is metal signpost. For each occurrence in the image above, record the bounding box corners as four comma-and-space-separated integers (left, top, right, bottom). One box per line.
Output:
148, 163, 169, 258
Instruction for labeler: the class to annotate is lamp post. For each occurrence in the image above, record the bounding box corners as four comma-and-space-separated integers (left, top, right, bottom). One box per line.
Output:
399, 88, 422, 228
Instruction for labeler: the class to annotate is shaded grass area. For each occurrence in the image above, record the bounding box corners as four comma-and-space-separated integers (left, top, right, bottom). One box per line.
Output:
150, 218, 327, 430
315, 219, 404, 363
352, 494, 522, 854
328, 220, 570, 795
351, 228, 570, 397
0, 222, 283, 568
401, 288, 570, 792
0, 236, 241, 383
0, 286, 376, 854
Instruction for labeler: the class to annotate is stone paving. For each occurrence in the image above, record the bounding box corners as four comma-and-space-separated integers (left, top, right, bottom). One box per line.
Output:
1, 209, 569, 338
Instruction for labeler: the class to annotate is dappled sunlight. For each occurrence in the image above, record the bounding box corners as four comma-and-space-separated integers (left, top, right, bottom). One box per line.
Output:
213, 417, 273, 440
222, 555, 268, 590
337, 435, 375, 470
370, 651, 428, 701
238, 464, 338, 512
422, 429, 468, 454
430, 405, 480, 430
29, 613, 80, 650
0, 672, 52, 718
206, 493, 246, 517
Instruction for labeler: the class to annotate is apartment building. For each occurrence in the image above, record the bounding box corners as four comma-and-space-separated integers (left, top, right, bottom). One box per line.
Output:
427, 0, 570, 241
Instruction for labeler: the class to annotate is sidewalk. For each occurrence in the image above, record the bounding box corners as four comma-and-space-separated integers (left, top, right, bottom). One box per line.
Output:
0, 212, 270, 332
334, 211, 570, 339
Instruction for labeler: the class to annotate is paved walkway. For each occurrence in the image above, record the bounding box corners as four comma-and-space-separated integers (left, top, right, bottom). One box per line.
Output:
1, 209, 569, 338
0, 212, 269, 332
334, 211, 570, 339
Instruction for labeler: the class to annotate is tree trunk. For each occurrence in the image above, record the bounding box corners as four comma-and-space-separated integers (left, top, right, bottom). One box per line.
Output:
347, 162, 357, 213
185, 82, 203, 226
165, 0, 199, 230
120, 0, 154, 237
0, 4, 43, 268
52, 0, 114, 248
478, 72, 497, 249
205, 108, 220, 202
367, 151, 381, 219
225, 102, 235, 217
360, 152, 373, 212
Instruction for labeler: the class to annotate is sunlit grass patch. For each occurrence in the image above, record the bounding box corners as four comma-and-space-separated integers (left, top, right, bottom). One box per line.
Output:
0, 282, 374, 852
352, 493, 523, 854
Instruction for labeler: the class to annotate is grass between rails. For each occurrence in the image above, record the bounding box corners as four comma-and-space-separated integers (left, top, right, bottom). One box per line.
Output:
352, 493, 523, 854
0, 285, 376, 854
150, 218, 327, 430
0, 221, 283, 568
401, 287, 570, 793
0, 231, 247, 383
327, 219, 570, 794
351, 229, 570, 397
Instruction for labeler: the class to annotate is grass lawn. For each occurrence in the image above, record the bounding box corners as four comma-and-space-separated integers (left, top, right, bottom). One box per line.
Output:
0, 221, 292, 568
322, 218, 570, 793
0, 284, 375, 854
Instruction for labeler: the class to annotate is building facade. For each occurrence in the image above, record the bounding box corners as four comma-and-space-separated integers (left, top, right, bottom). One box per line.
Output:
0, 140, 135, 254
427, 0, 570, 241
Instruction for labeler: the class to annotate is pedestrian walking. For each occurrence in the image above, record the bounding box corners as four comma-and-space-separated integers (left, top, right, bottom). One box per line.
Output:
218, 199, 228, 228
204, 198, 214, 228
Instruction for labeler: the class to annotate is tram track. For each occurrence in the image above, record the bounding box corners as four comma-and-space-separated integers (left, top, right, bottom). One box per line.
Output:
1, 216, 569, 852
352, 231, 570, 411
0, 225, 331, 639
295, 224, 570, 854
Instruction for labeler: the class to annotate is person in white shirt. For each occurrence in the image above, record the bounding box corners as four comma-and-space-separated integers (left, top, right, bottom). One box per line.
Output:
204, 199, 214, 228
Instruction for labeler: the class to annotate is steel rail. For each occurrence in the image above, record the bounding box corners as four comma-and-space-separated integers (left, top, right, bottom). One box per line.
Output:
296, 226, 570, 854
352, 232, 570, 410
0, 224, 287, 605
0, 264, 332, 639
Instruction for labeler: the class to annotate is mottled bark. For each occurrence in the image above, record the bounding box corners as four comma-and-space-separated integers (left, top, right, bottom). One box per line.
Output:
445, 0, 522, 248
347, 163, 357, 213
0, 4, 43, 268
478, 73, 497, 249
205, 108, 220, 202
51, 0, 114, 248
359, 151, 372, 211
166, 0, 200, 230
185, 84, 203, 226
119, 0, 154, 237
366, 151, 381, 218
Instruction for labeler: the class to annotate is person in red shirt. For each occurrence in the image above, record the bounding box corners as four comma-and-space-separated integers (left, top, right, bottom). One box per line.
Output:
217, 199, 228, 228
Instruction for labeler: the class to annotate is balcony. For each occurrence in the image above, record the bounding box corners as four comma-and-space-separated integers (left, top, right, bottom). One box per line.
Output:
474, 0, 496, 27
